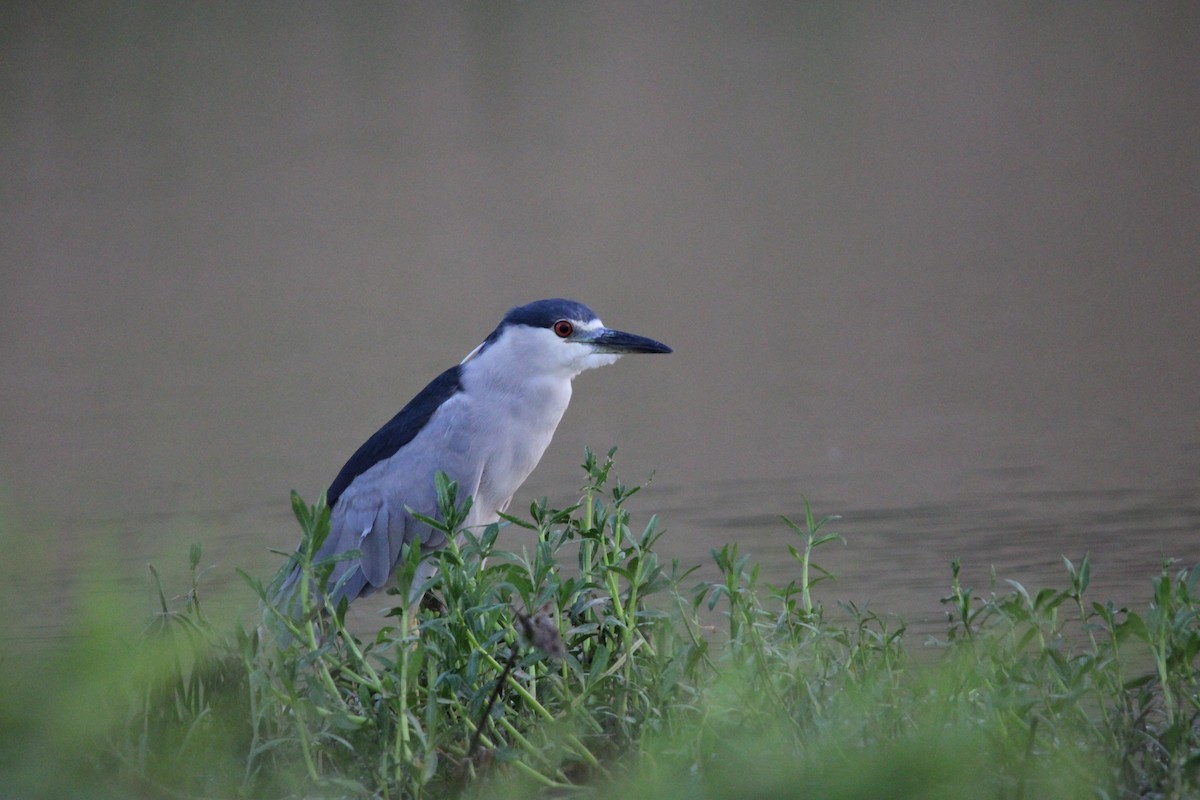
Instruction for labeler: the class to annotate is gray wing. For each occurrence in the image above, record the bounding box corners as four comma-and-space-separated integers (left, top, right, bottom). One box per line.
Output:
317, 398, 483, 608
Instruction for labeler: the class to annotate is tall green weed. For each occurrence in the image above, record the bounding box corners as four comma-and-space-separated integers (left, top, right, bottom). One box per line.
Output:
1, 449, 1196, 799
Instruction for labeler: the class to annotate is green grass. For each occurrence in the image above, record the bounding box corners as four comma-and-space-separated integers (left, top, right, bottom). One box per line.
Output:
2, 447, 1198, 799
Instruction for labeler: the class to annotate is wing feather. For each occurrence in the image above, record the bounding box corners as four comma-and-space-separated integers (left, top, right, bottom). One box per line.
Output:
275, 389, 487, 614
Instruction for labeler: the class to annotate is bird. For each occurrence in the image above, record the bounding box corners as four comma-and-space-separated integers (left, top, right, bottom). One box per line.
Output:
275, 298, 672, 615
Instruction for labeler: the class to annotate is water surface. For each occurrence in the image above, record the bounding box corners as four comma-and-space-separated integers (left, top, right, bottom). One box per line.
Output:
2, 4, 1197, 641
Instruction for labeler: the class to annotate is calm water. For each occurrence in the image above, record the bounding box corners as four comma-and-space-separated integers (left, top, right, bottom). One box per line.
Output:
2, 4, 1197, 642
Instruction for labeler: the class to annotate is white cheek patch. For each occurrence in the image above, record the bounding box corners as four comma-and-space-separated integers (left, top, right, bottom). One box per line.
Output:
581, 351, 621, 371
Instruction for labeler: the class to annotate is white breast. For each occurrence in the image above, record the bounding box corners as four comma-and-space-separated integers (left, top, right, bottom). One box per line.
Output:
459, 359, 574, 523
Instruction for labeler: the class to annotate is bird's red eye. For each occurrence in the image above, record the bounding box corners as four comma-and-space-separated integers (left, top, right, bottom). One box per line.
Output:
553, 320, 574, 338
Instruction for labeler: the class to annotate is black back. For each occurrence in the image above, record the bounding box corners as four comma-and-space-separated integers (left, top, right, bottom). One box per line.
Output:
325, 365, 463, 507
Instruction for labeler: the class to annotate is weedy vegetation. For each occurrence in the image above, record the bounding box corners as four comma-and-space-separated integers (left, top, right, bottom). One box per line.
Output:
1, 448, 1197, 799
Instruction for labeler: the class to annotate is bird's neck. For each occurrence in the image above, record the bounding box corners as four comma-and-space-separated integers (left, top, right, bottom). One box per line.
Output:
462, 356, 574, 414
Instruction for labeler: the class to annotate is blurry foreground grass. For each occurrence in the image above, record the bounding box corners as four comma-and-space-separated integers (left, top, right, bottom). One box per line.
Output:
1, 449, 1197, 799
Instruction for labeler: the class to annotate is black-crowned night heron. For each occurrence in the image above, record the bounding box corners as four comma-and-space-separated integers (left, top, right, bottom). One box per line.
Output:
276, 298, 671, 612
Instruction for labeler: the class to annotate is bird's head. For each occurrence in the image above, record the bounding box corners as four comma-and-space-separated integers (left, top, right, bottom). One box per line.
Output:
463, 298, 672, 379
